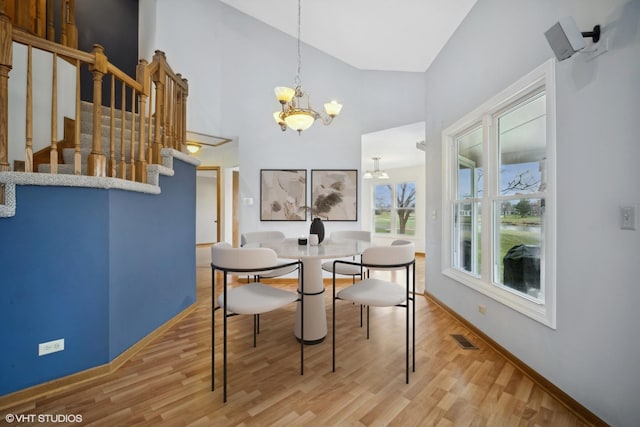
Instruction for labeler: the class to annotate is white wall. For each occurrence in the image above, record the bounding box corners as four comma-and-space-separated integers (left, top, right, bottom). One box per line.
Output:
8, 45, 76, 169
141, 0, 223, 136
424, 1, 640, 425
140, 1, 425, 241
360, 70, 426, 135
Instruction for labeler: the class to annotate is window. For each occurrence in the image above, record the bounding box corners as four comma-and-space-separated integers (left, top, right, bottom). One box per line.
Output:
442, 60, 556, 328
374, 182, 416, 236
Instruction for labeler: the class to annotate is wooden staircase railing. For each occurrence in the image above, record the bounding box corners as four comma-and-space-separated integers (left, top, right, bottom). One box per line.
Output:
3, 0, 77, 48
0, 1, 188, 203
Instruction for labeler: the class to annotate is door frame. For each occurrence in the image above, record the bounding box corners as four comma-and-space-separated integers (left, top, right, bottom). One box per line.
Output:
196, 166, 221, 244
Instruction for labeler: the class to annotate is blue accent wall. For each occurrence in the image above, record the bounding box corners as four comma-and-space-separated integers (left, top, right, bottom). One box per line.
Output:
0, 159, 196, 396
108, 160, 196, 359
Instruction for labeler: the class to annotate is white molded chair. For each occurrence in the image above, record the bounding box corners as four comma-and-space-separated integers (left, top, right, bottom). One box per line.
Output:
322, 230, 372, 327
241, 231, 298, 278
211, 242, 304, 402
321, 230, 371, 281
331, 241, 416, 384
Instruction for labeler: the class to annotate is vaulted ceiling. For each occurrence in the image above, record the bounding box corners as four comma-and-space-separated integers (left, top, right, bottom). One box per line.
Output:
216, 1, 478, 168
220, 0, 477, 72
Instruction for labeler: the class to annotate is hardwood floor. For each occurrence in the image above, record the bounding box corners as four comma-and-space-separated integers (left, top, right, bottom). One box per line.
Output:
0, 251, 589, 426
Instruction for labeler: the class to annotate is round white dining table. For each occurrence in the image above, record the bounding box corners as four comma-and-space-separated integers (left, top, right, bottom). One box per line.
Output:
251, 238, 372, 344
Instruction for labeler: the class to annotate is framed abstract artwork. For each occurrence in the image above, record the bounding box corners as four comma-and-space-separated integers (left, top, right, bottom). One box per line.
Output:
310, 169, 358, 221
260, 169, 307, 221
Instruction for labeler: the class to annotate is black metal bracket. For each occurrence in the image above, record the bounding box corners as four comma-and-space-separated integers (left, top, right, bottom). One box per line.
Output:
582, 25, 600, 43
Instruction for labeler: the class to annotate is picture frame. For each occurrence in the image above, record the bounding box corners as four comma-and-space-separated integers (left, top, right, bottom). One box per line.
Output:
260, 169, 307, 221
310, 169, 358, 221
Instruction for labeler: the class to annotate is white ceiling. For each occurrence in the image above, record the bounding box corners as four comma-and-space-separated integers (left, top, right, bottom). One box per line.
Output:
362, 122, 426, 170
211, 1, 477, 167
220, 0, 478, 72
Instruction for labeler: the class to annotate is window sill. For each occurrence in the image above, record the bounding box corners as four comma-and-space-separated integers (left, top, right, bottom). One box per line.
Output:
443, 267, 556, 329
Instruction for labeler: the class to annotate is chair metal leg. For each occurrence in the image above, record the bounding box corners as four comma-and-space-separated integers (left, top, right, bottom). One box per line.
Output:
332, 273, 336, 373
223, 272, 228, 402
300, 264, 304, 376
366, 306, 370, 339
253, 314, 258, 348
211, 267, 216, 392
412, 262, 416, 372
405, 283, 409, 385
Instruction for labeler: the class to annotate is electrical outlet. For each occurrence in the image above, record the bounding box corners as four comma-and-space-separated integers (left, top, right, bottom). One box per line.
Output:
621, 206, 636, 230
39, 338, 64, 356
478, 304, 487, 315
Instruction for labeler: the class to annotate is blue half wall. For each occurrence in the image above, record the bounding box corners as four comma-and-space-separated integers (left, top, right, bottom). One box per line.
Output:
0, 159, 196, 396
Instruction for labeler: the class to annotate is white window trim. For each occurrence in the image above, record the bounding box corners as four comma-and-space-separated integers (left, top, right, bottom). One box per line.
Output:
372, 181, 417, 237
441, 59, 557, 329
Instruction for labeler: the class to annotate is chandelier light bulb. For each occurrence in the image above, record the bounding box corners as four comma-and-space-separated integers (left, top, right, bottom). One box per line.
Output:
324, 100, 343, 117
284, 110, 315, 134
274, 86, 295, 104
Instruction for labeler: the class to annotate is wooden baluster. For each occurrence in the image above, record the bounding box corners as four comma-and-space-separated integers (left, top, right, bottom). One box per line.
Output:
171, 79, 177, 150
73, 58, 80, 174
108, 74, 115, 177
128, 87, 135, 181
49, 52, 58, 174
167, 77, 174, 150
46, 0, 54, 41
25, 45, 32, 172
135, 59, 148, 183
3, 1, 14, 21
87, 44, 107, 177
173, 80, 180, 151
118, 81, 125, 179
60, 0, 67, 46
0, 4, 12, 204
146, 76, 153, 164
181, 76, 188, 153
174, 86, 181, 152
13, 0, 32, 33
65, 0, 77, 49
35, 0, 46, 38
152, 51, 165, 164
177, 91, 182, 152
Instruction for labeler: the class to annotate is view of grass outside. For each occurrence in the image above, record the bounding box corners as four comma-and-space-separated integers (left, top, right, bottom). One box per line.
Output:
374, 210, 416, 235
498, 213, 541, 260
458, 201, 542, 291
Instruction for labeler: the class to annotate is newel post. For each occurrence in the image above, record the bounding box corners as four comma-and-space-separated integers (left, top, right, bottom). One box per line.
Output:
87, 44, 107, 177
0, 3, 13, 203
135, 58, 149, 183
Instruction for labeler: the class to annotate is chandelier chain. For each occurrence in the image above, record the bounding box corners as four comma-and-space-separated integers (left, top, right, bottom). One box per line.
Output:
295, 0, 302, 87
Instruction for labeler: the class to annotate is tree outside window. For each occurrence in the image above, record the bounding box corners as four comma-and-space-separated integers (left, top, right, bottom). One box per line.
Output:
374, 182, 416, 235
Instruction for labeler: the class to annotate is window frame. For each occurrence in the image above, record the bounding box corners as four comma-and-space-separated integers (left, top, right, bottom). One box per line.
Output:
373, 181, 417, 237
441, 60, 557, 329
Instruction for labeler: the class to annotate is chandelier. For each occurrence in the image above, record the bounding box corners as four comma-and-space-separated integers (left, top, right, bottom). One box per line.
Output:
363, 157, 389, 180
273, 0, 342, 134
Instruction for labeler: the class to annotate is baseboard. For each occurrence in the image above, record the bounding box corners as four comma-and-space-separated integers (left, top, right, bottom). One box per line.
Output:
0, 303, 198, 410
424, 292, 607, 427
